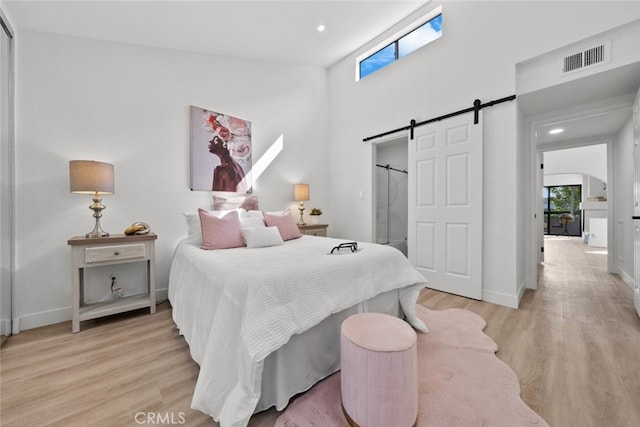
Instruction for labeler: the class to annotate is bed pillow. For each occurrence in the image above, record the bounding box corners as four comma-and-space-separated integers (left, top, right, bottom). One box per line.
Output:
184, 209, 240, 242
213, 194, 259, 211
263, 209, 302, 241
240, 216, 266, 229
238, 209, 265, 229
183, 211, 202, 242
242, 226, 284, 248
198, 208, 245, 250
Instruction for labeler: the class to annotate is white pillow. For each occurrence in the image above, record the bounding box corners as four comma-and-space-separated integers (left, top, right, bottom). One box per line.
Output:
183, 211, 202, 242
240, 216, 266, 229
243, 210, 265, 219
242, 226, 284, 248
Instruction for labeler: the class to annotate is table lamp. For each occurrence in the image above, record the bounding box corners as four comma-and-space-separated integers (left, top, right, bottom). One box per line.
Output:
69, 160, 115, 238
294, 183, 309, 225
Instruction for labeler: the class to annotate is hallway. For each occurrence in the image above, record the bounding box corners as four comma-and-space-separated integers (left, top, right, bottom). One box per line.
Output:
420, 236, 640, 427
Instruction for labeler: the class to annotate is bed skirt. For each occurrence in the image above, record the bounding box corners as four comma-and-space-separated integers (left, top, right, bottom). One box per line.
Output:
256, 288, 402, 412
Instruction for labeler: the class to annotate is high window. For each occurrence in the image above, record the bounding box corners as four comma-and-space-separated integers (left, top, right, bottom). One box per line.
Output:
357, 6, 442, 80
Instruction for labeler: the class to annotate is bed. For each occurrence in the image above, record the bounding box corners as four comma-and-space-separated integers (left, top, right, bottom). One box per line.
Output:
168, 208, 428, 427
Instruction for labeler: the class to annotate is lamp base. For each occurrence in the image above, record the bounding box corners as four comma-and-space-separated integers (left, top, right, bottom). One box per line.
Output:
85, 193, 109, 238
85, 220, 109, 238
85, 230, 110, 239
298, 204, 306, 226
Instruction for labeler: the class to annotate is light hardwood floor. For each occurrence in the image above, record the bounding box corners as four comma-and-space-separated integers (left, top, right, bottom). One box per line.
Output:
418, 236, 640, 427
2, 236, 639, 426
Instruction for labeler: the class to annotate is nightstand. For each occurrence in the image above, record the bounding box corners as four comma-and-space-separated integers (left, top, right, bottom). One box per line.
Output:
67, 233, 157, 333
298, 224, 328, 237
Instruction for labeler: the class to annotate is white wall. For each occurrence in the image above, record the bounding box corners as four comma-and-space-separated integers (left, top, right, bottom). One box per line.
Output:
14, 30, 329, 330
327, 1, 640, 307
614, 116, 635, 285
544, 174, 583, 187
544, 144, 608, 184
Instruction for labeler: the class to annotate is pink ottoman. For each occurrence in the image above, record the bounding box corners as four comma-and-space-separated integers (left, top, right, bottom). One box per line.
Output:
340, 313, 418, 427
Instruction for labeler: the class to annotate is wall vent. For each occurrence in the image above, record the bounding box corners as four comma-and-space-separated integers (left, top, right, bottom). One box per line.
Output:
563, 51, 583, 73
561, 42, 610, 75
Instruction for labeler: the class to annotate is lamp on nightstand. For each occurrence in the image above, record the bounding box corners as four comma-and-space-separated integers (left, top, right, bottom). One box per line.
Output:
294, 183, 309, 225
69, 160, 115, 238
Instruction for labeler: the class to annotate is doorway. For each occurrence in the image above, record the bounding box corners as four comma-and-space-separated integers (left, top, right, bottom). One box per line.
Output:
538, 142, 611, 270
535, 129, 614, 261
528, 106, 622, 289
373, 136, 408, 256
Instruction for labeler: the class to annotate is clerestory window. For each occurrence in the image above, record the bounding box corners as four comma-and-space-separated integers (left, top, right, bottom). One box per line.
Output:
357, 6, 442, 80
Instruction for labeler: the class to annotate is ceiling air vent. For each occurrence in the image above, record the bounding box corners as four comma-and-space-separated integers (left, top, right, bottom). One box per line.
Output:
563, 51, 583, 73
561, 42, 609, 75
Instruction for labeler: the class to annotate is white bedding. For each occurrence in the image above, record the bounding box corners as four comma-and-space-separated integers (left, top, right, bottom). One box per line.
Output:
168, 235, 428, 427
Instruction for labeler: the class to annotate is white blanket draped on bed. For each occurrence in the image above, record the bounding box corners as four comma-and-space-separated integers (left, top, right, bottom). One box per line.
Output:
168, 235, 428, 427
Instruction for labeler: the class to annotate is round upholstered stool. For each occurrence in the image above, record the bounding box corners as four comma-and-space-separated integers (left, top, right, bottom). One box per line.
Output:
340, 312, 418, 427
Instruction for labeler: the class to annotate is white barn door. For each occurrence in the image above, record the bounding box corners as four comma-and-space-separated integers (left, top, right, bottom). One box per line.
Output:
408, 113, 483, 299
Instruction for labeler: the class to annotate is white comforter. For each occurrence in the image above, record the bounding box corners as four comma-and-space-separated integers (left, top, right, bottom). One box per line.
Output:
168, 235, 428, 427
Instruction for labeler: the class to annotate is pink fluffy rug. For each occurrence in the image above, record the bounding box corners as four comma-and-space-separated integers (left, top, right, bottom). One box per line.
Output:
274, 305, 549, 427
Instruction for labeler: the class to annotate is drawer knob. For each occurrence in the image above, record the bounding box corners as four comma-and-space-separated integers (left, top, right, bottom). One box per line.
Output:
114, 251, 120, 256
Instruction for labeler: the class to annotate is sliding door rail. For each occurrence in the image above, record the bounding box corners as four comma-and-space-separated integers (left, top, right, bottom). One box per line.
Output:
363, 94, 516, 142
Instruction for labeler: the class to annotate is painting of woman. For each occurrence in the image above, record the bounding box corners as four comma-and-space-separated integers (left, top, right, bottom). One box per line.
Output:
190, 106, 252, 192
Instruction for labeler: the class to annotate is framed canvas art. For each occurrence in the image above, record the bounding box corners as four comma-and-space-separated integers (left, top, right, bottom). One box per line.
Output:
190, 106, 252, 193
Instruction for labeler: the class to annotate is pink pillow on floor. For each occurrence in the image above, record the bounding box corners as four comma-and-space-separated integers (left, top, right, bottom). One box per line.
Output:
263, 209, 302, 241
198, 208, 245, 250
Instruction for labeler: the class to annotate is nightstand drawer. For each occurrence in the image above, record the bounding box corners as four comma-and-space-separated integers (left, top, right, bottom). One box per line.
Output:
304, 228, 327, 237
298, 224, 328, 237
85, 243, 146, 263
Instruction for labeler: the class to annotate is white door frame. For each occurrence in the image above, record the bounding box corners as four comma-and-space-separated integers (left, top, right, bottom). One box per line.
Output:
0, 9, 15, 339
527, 101, 627, 290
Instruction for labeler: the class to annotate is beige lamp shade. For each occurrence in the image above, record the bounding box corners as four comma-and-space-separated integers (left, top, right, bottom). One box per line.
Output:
294, 183, 309, 202
69, 160, 114, 194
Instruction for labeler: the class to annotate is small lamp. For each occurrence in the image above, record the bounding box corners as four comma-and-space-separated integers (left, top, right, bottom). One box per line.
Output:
293, 183, 309, 225
69, 160, 115, 238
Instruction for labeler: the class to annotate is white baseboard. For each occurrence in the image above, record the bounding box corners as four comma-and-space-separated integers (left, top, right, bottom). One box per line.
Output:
17, 306, 71, 332
518, 277, 530, 301
617, 267, 634, 290
482, 288, 519, 309
14, 288, 169, 333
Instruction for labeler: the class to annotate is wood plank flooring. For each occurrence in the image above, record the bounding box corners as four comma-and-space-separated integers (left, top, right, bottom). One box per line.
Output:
418, 236, 640, 427
2, 236, 639, 426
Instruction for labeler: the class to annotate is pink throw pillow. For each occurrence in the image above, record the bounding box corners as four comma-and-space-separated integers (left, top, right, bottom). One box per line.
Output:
198, 208, 245, 250
263, 209, 302, 241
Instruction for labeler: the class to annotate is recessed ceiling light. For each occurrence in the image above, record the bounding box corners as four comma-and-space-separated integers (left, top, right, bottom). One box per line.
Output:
548, 128, 564, 135
317, 24, 326, 32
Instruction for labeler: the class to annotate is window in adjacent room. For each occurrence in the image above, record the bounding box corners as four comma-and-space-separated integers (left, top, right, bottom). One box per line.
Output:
356, 5, 442, 81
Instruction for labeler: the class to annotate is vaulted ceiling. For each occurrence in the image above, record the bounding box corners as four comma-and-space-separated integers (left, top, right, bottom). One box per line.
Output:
3, 0, 427, 68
